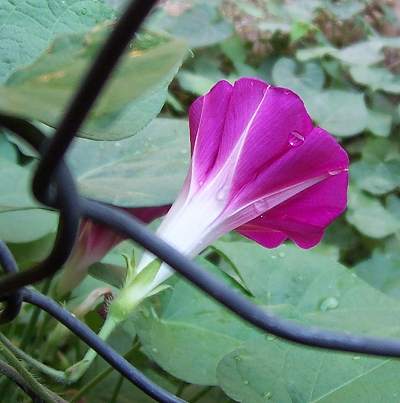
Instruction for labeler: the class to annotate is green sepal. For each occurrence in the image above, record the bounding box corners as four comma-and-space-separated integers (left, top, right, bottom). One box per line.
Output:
108, 258, 162, 323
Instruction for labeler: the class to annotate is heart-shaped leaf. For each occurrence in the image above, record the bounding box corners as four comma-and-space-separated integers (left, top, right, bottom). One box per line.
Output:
0, 25, 188, 140
68, 118, 190, 206
0, 0, 116, 83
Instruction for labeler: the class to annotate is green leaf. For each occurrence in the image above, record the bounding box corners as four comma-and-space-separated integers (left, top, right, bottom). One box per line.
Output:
308, 90, 368, 137
212, 240, 345, 310
217, 337, 397, 403
323, 0, 365, 20
0, 0, 116, 83
256, 21, 291, 34
68, 118, 190, 206
297, 41, 385, 66
134, 257, 261, 385
346, 186, 400, 238
177, 70, 219, 96
283, 0, 320, 23
212, 240, 400, 403
271, 58, 324, 112
334, 41, 386, 65
350, 66, 400, 93
7, 233, 55, 267
212, 239, 400, 331
366, 108, 392, 137
272, 58, 324, 92
271, 60, 367, 136
296, 46, 336, 62
88, 262, 127, 289
351, 138, 400, 195
290, 21, 319, 42
219, 36, 258, 77
232, 1, 265, 18
0, 133, 17, 162
165, 3, 233, 48
354, 252, 400, 300
351, 160, 400, 195
0, 157, 57, 243
0, 25, 188, 140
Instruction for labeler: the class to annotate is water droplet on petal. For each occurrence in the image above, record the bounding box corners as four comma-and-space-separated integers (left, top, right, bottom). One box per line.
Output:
278, 252, 285, 258
267, 334, 277, 341
254, 198, 269, 214
271, 255, 276, 259
288, 131, 305, 147
319, 296, 339, 311
352, 355, 360, 360
198, 180, 204, 187
329, 169, 343, 176
263, 391, 273, 399
216, 186, 229, 201
283, 88, 291, 95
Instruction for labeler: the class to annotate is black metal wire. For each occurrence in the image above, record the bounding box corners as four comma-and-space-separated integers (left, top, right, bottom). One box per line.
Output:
1, 0, 400, 402
22, 288, 185, 403
0, 241, 23, 324
0, 115, 80, 293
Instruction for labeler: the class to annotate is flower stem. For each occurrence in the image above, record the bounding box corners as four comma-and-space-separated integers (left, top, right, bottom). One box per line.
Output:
0, 360, 67, 403
70, 340, 140, 402
188, 386, 214, 403
64, 315, 118, 382
0, 332, 66, 382
0, 334, 66, 403
21, 277, 52, 353
110, 373, 125, 403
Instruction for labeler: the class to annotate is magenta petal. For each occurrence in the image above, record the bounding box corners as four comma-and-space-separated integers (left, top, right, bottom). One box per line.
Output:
230, 126, 349, 208
189, 80, 232, 189
237, 171, 348, 248
215, 81, 313, 184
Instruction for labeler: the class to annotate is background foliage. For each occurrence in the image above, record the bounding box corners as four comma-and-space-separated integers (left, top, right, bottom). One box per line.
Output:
2, 0, 400, 402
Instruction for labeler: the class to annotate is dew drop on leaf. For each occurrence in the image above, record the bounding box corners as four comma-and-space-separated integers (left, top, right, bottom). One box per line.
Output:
319, 296, 339, 311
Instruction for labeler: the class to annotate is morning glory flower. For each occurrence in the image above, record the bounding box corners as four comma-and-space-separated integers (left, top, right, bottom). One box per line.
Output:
136, 77, 349, 287
56, 205, 170, 297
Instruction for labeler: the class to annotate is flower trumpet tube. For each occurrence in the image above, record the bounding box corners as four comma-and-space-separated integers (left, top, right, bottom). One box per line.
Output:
113, 77, 349, 318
